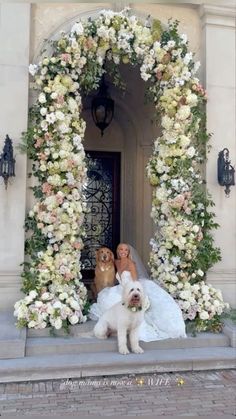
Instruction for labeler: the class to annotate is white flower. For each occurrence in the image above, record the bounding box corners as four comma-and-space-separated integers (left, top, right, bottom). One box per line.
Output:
199, 311, 209, 320
71, 22, 84, 36
180, 34, 188, 44
58, 123, 70, 134
29, 290, 38, 299
59, 292, 68, 301
171, 256, 181, 265
51, 92, 58, 100
46, 112, 56, 124
53, 301, 62, 309
29, 64, 38, 76
192, 225, 200, 233
28, 320, 37, 328
186, 146, 196, 158
69, 299, 81, 310
197, 269, 204, 277
193, 61, 200, 73
40, 107, 47, 116
38, 93, 46, 104
41, 292, 51, 301
55, 111, 65, 120
69, 314, 79, 325
183, 52, 193, 65
40, 120, 48, 131
176, 105, 191, 120
54, 318, 62, 329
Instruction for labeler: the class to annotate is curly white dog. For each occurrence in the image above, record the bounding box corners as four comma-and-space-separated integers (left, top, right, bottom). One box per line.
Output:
93, 271, 145, 355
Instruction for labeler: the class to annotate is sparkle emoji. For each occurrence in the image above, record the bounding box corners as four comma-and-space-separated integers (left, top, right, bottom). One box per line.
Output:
177, 377, 185, 386
136, 377, 145, 386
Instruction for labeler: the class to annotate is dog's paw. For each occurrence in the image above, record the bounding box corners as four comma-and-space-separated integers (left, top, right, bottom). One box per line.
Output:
119, 346, 130, 355
132, 346, 144, 354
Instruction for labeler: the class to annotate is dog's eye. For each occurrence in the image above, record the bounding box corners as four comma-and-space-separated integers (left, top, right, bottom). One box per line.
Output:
130, 288, 134, 292
137, 288, 140, 292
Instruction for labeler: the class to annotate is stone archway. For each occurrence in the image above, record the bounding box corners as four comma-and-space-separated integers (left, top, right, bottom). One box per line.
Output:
14, 8, 226, 333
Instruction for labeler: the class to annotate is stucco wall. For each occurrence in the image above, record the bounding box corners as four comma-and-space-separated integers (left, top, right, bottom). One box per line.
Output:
30, 3, 201, 62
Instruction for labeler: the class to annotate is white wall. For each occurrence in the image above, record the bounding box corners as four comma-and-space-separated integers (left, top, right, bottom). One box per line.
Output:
201, 5, 236, 307
0, 3, 30, 310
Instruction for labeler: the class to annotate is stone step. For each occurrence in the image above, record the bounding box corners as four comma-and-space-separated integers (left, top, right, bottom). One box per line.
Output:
26, 332, 230, 357
0, 346, 235, 383
27, 320, 96, 338
0, 311, 26, 359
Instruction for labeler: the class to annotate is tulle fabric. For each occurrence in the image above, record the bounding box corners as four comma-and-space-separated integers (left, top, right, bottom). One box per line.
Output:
89, 246, 186, 342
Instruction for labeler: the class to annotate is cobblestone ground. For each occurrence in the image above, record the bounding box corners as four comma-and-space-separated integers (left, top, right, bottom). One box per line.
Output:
0, 369, 235, 417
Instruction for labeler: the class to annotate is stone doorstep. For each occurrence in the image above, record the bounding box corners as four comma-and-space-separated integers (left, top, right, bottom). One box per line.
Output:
223, 320, 236, 347
27, 320, 96, 338
25, 333, 231, 357
0, 347, 235, 383
0, 311, 26, 359
0, 339, 26, 359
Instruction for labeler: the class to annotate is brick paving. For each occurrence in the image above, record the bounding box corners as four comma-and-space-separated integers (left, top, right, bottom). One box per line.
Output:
0, 369, 235, 417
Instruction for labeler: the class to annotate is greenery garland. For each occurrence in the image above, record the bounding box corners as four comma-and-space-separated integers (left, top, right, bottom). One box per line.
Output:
14, 8, 229, 332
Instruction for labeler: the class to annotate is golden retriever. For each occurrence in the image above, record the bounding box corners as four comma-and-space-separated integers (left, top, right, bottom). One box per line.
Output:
91, 247, 115, 298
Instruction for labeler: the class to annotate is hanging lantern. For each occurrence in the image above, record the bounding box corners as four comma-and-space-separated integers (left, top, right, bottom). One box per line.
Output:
217, 148, 235, 197
0, 135, 16, 189
91, 74, 114, 136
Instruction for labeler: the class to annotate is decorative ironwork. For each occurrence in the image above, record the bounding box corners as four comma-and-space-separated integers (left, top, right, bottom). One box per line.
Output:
81, 154, 114, 270
91, 74, 114, 136
217, 148, 235, 197
0, 135, 16, 189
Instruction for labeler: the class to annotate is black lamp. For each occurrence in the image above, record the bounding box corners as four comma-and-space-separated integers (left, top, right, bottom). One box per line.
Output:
217, 148, 235, 196
91, 74, 114, 136
0, 135, 16, 189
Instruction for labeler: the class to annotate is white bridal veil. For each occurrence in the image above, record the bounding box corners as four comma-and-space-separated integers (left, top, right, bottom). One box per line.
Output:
128, 244, 149, 279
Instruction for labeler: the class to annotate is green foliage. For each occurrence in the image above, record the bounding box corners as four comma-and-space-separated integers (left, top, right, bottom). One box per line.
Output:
17, 127, 37, 160
21, 267, 40, 294
151, 19, 163, 41
80, 58, 103, 94
82, 300, 91, 316
105, 61, 126, 92
190, 102, 212, 159
186, 314, 224, 335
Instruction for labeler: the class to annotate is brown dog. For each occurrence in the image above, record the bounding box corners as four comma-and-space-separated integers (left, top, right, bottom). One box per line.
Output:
91, 247, 115, 299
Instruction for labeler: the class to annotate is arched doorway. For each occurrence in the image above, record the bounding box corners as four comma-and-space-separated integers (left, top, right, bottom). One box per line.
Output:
81, 63, 155, 277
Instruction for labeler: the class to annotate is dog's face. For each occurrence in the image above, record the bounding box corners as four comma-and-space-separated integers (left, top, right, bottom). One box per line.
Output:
96, 247, 114, 264
121, 272, 144, 310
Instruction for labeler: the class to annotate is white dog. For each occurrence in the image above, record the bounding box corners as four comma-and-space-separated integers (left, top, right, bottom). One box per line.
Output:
93, 271, 145, 355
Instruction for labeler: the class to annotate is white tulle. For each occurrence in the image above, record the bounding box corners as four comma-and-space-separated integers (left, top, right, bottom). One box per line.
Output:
89, 245, 186, 342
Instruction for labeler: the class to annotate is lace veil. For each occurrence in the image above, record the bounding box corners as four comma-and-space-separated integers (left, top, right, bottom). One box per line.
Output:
128, 244, 149, 279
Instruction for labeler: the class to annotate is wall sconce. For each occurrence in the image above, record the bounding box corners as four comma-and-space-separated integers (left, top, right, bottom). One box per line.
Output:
217, 148, 235, 197
0, 135, 16, 189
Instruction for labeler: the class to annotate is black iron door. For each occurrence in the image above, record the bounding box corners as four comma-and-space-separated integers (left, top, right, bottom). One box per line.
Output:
81, 151, 121, 281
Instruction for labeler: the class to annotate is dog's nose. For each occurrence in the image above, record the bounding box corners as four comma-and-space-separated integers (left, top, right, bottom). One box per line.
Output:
134, 294, 139, 298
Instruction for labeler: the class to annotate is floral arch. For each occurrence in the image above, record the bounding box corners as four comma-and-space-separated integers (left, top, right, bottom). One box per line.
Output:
14, 8, 229, 333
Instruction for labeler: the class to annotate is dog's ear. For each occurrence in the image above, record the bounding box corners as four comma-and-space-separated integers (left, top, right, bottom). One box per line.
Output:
110, 251, 114, 262
95, 249, 99, 263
